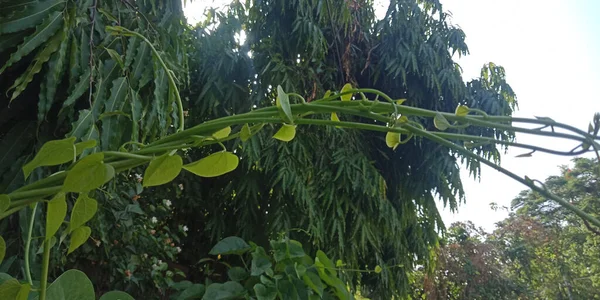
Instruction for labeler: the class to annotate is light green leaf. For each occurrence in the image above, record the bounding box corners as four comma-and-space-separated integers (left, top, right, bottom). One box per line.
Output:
455, 105, 470, 117
0, 236, 5, 264
46, 193, 66, 240
209, 236, 251, 255
23, 136, 76, 179
323, 90, 332, 98
302, 272, 324, 297
396, 99, 407, 105
69, 194, 98, 231
68, 226, 91, 254
0, 195, 10, 214
374, 265, 382, 274
276, 85, 293, 124
240, 124, 251, 142
340, 83, 353, 101
0, 1, 66, 34
183, 152, 239, 178
433, 113, 450, 131
41, 269, 95, 300
385, 132, 400, 150
331, 112, 340, 122
0, 278, 20, 299
16, 283, 30, 300
273, 124, 296, 142
99, 291, 135, 300
74, 140, 97, 155
212, 127, 231, 140
0, 11, 63, 74
63, 153, 114, 192
143, 154, 183, 187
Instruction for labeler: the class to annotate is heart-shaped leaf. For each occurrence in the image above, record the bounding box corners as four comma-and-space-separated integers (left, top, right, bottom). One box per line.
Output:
99, 291, 134, 300
240, 124, 252, 142
23, 137, 76, 179
455, 105, 470, 117
209, 236, 251, 255
143, 154, 183, 187
340, 83, 353, 101
273, 124, 296, 142
68, 226, 91, 254
69, 194, 98, 232
63, 153, 114, 192
433, 113, 450, 131
42, 269, 95, 300
183, 152, 239, 178
385, 132, 400, 150
46, 193, 67, 240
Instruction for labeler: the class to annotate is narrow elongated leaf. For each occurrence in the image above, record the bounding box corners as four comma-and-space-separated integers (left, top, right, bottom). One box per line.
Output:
273, 124, 296, 142
0, 32, 26, 54
130, 42, 151, 89
38, 28, 69, 122
143, 154, 183, 187
0, 11, 63, 74
100, 77, 129, 150
68, 110, 93, 140
0, 0, 66, 34
209, 236, 251, 255
276, 85, 293, 123
69, 194, 98, 231
124, 37, 139, 69
104, 48, 123, 69
0, 195, 10, 214
62, 153, 114, 192
340, 83, 353, 101
61, 70, 91, 108
22, 137, 76, 179
46, 193, 67, 240
130, 88, 143, 142
68, 226, 91, 254
0, 122, 35, 174
0, 236, 5, 264
151, 59, 168, 136
184, 152, 239, 178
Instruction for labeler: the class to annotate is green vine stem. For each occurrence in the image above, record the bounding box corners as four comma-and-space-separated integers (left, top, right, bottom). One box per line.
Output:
39, 238, 51, 300
24, 202, 38, 286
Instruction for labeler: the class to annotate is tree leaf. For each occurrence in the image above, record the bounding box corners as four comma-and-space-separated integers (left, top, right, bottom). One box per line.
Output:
455, 105, 470, 117
213, 127, 231, 139
433, 113, 450, 131
69, 194, 98, 231
240, 124, 251, 142
39, 28, 69, 122
0, 236, 5, 265
0, 122, 35, 175
99, 291, 134, 300
0, 278, 20, 299
340, 83, 353, 101
61, 69, 91, 108
22, 136, 76, 179
68, 226, 91, 254
273, 124, 296, 142
0, 11, 63, 74
276, 85, 293, 124
42, 269, 95, 300
100, 77, 129, 150
63, 153, 114, 192
0, 0, 66, 34
68, 110, 94, 141
0, 195, 10, 214
183, 152, 239, 178
143, 154, 183, 187
46, 193, 66, 240
209, 236, 251, 255
227, 267, 249, 282
104, 48, 124, 69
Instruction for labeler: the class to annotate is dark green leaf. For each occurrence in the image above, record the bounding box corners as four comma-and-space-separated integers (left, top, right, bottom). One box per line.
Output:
176, 284, 205, 300
105, 48, 124, 69
99, 291, 134, 300
202, 282, 245, 300
0, 0, 65, 34
61, 69, 91, 108
254, 284, 277, 300
0, 122, 35, 175
46, 193, 66, 240
39, 31, 69, 122
228, 267, 249, 282
143, 154, 183, 187
209, 236, 251, 255
0, 236, 5, 264
0, 195, 10, 214
41, 269, 95, 300
251, 248, 272, 276
22, 136, 76, 179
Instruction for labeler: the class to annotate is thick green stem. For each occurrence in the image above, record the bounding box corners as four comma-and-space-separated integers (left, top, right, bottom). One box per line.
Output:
24, 203, 38, 285
39, 238, 51, 300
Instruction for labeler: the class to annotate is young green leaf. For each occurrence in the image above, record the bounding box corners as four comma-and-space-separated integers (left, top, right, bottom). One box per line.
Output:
0, 236, 5, 264
385, 132, 400, 150
276, 85, 293, 124
340, 83, 353, 101
331, 112, 340, 122
213, 127, 232, 140
22, 136, 76, 179
374, 265, 382, 274
74, 140, 97, 155
46, 193, 67, 240
398, 115, 409, 124
323, 90, 332, 98
16, 283, 30, 300
63, 153, 114, 192
455, 105, 470, 117
143, 154, 183, 187
240, 124, 252, 142
183, 152, 239, 178
433, 113, 450, 131
0, 278, 20, 299
68, 226, 91, 254
396, 99, 407, 105
69, 194, 98, 232
273, 124, 296, 142
0, 195, 10, 214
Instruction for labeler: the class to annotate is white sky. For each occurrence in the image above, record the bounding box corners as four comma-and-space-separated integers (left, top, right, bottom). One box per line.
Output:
183, 1, 600, 231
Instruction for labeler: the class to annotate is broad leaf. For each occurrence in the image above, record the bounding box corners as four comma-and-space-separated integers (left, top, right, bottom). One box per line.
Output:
240, 124, 252, 142
46, 193, 67, 240
69, 194, 98, 231
143, 154, 183, 187
39, 269, 95, 300
273, 124, 296, 142
202, 282, 245, 300
183, 152, 239, 178
68, 226, 91, 254
228, 267, 249, 282
302, 272, 324, 297
276, 85, 293, 124
99, 291, 134, 300
62, 153, 114, 192
17, 283, 30, 300
0, 236, 5, 264
0, 195, 10, 214
340, 83, 353, 101
23, 137, 76, 179
0, 278, 20, 299
251, 248, 272, 276
374, 265, 382, 273
433, 113, 450, 131
176, 284, 205, 300
455, 105, 470, 117
213, 127, 231, 139
254, 284, 277, 300
209, 236, 251, 255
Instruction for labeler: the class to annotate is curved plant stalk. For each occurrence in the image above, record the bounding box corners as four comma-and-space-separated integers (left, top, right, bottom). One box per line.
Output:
24, 203, 38, 285
1, 88, 599, 229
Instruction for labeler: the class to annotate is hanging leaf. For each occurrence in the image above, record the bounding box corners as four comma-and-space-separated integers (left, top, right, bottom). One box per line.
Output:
61, 70, 91, 108
63, 153, 114, 193
209, 236, 251, 255
0, 278, 20, 299
39, 28, 69, 122
515, 150, 535, 158
183, 152, 239, 178
0, 11, 64, 74
340, 83, 353, 101
68, 194, 98, 232
143, 154, 183, 187
46, 193, 67, 240
0, 195, 10, 214
22, 137, 76, 179
331, 112, 340, 122
68, 226, 91, 254
104, 48, 124, 69
0, 236, 5, 264
213, 127, 231, 140
0, 1, 66, 34
433, 113, 450, 131
240, 124, 252, 142
276, 85, 293, 124
100, 77, 129, 150
273, 124, 296, 142
455, 105, 470, 117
